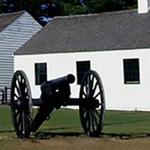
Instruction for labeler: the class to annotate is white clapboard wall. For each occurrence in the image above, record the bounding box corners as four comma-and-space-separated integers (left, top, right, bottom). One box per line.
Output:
0, 11, 42, 90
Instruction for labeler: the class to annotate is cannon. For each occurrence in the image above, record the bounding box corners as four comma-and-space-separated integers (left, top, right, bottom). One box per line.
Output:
10, 70, 105, 138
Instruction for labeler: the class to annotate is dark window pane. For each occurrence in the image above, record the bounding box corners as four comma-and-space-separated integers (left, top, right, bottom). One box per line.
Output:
76, 61, 90, 85
123, 59, 140, 84
35, 63, 47, 85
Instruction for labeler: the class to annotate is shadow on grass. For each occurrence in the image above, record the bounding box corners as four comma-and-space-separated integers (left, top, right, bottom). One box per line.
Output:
34, 125, 84, 139
34, 131, 150, 140
1, 127, 150, 140
101, 132, 150, 140
35, 131, 84, 139
0, 130, 14, 133
41, 125, 81, 131
33, 126, 150, 140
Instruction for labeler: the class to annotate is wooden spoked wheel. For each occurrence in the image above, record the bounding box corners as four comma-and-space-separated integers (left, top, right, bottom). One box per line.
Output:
11, 70, 32, 138
79, 70, 105, 137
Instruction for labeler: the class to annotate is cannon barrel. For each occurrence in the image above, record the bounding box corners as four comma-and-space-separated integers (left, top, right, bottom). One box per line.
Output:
40, 74, 75, 103
41, 74, 75, 91
51, 74, 75, 84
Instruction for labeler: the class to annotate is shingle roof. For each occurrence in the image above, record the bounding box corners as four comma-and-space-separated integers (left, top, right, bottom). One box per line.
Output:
15, 9, 150, 55
0, 11, 24, 32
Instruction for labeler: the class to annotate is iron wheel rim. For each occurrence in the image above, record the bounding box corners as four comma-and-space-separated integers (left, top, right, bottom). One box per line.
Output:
79, 70, 105, 137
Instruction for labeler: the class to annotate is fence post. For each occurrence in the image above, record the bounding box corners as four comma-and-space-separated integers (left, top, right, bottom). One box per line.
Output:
1, 90, 4, 104
4, 87, 7, 104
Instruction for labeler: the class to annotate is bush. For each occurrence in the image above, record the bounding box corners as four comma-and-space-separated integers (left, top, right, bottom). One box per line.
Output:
64, 3, 88, 15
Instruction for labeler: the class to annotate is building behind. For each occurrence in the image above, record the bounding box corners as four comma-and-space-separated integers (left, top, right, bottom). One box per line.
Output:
14, 0, 150, 111
0, 11, 42, 102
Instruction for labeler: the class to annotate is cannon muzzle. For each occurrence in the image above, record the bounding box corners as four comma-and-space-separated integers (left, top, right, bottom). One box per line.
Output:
67, 74, 75, 84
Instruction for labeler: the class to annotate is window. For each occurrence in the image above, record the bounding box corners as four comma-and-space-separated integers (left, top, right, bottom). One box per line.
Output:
123, 59, 140, 84
76, 61, 91, 85
35, 63, 47, 85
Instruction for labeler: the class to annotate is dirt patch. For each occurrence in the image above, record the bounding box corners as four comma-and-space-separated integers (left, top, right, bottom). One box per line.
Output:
1, 134, 150, 150
29, 136, 150, 150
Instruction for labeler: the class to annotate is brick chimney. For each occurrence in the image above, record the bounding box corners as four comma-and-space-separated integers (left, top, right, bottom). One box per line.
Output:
138, 0, 150, 14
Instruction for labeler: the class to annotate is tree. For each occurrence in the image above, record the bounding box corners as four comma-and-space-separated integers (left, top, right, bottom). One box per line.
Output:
0, 3, 6, 13
63, 2, 88, 15
85, 0, 136, 13
0, 0, 137, 25
85, 0, 105, 13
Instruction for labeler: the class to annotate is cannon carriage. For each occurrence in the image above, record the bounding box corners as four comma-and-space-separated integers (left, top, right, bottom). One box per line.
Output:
10, 70, 105, 138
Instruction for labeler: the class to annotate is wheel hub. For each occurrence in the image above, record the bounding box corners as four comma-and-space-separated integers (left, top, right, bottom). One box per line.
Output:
80, 98, 100, 110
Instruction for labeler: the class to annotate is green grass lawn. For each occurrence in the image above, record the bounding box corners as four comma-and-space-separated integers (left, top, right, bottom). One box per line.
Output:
103, 110, 150, 136
0, 105, 14, 132
1, 105, 150, 150
1, 105, 150, 138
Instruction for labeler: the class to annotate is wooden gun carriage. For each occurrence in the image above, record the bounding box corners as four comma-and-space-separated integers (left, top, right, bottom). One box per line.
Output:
10, 70, 105, 138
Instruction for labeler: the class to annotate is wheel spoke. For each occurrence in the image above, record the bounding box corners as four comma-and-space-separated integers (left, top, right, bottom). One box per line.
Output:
94, 91, 101, 99
92, 82, 98, 96
14, 93, 19, 99
90, 111, 95, 132
90, 75, 95, 90
17, 113, 22, 128
15, 82, 21, 97
15, 109, 21, 117
84, 83, 89, 96
86, 112, 91, 133
87, 75, 91, 96
94, 109, 100, 118
82, 89, 87, 98
22, 112, 25, 134
92, 111, 98, 127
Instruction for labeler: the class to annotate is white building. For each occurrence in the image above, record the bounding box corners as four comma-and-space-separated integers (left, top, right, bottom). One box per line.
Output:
0, 11, 42, 91
14, 0, 150, 111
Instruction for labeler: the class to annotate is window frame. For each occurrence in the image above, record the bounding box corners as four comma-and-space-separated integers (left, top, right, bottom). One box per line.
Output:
123, 58, 140, 84
35, 63, 47, 85
76, 60, 91, 85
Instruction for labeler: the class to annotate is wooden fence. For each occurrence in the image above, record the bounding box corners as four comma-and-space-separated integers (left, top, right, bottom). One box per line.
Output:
0, 87, 11, 104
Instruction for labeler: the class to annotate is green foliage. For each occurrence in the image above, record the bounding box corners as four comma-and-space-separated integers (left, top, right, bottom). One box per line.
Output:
0, 0, 137, 25
86, 0, 105, 13
62, 0, 137, 15
64, 3, 88, 15
0, 3, 5, 13
0, 0, 137, 15
103, 0, 126, 11
85, 0, 137, 13
13, 0, 30, 10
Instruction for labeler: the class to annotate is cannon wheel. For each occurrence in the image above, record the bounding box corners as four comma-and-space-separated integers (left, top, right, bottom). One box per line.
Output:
79, 70, 105, 137
11, 70, 32, 138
